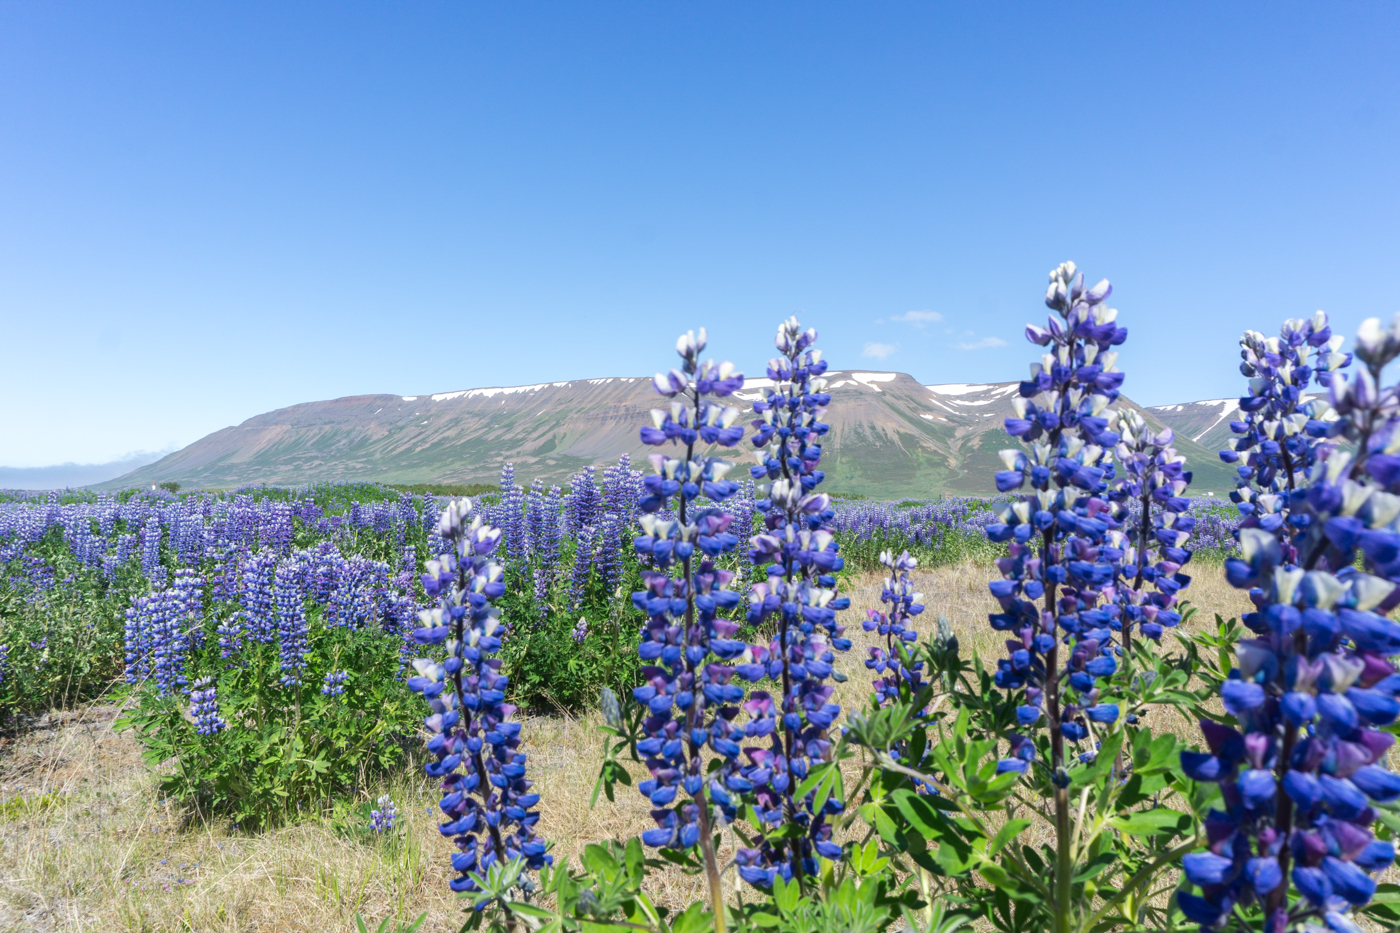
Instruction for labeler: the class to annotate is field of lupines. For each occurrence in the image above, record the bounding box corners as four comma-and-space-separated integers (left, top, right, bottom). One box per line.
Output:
4, 265, 1400, 933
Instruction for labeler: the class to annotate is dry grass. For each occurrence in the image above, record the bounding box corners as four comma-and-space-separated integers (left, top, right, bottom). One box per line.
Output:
0, 562, 1386, 932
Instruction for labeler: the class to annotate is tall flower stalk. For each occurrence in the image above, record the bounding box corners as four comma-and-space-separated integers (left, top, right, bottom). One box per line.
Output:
987, 261, 1129, 933
1111, 410, 1193, 653
863, 549, 926, 709
1220, 313, 1349, 558
631, 327, 746, 929
407, 498, 549, 905
741, 317, 852, 888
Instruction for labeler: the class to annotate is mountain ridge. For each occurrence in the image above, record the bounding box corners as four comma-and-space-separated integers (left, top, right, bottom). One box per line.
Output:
101, 372, 1239, 499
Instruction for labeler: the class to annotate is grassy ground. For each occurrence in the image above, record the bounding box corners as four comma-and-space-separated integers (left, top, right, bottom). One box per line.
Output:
0, 562, 1375, 932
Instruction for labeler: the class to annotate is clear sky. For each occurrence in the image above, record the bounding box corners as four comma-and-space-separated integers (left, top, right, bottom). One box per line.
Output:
2, 2, 1398, 467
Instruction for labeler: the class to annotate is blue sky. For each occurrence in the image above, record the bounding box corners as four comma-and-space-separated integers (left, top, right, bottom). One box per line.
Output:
2, 3, 1398, 466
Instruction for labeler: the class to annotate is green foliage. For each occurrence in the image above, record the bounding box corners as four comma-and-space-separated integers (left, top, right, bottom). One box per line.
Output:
116, 604, 419, 828
836, 630, 1207, 933
447, 838, 949, 933
834, 528, 1003, 575
157, 481, 181, 494
386, 482, 500, 498
0, 527, 147, 723
498, 543, 646, 712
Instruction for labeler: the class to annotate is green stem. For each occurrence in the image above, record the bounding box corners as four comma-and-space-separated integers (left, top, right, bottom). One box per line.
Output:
679, 386, 727, 933
1079, 835, 1203, 932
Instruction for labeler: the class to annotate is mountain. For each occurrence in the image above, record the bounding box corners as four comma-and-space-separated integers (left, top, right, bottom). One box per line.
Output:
101, 373, 1240, 499
1147, 399, 1241, 457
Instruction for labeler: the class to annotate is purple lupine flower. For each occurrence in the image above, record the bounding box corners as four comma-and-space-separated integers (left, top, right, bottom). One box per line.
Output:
125, 582, 195, 696
114, 532, 139, 568
986, 262, 1128, 779
1220, 312, 1350, 560
258, 502, 295, 552
1179, 314, 1400, 932
1110, 410, 1193, 649
738, 316, 851, 886
274, 558, 308, 686
525, 480, 563, 622
216, 614, 245, 659
370, 794, 398, 834
0, 644, 10, 689
571, 617, 589, 644
330, 555, 388, 630
309, 542, 340, 604
172, 569, 205, 650
190, 678, 226, 735
407, 497, 550, 896
499, 464, 527, 566
241, 549, 279, 643
629, 327, 751, 891
141, 513, 166, 587
863, 550, 926, 707
565, 466, 601, 538
124, 598, 154, 684
595, 510, 625, 597
322, 670, 348, 697
602, 453, 640, 516
567, 524, 595, 612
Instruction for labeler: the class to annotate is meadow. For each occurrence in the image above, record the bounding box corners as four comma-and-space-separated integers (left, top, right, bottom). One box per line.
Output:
6, 298, 1400, 933
0, 469, 1254, 932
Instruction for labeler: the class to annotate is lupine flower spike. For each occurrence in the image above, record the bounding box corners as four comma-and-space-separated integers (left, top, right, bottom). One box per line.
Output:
1110, 409, 1193, 651
863, 550, 927, 708
1220, 312, 1350, 562
989, 261, 1128, 779
632, 327, 747, 927
190, 677, 226, 735
1178, 314, 1398, 933
740, 317, 852, 887
371, 795, 398, 834
406, 498, 550, 899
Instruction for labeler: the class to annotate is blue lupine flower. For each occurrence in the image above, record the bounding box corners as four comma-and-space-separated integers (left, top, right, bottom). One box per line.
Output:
124, 573, 202, 696
241, 549, 279, 644
407, 497, 550, 897
497, 464, 528, 566
1178, 314, 1400, 932
525, 479, 564, 623
738, 317, 851, 884
370, 794, 398, 834
567, 524, 595, 612
190, 677, 227, 735
1220, 312, 1350, 563
140, 513, 166, 587
1109, 409, 1194, 647
863, 550, 927, 709
274, 558, 309, 686
986, 262, 1129, 779
322, 670, 348, 697
630, 327, 753, 873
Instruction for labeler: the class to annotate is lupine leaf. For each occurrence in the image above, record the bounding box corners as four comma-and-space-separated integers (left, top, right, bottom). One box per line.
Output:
1111, 808, 1190, 837
988, 819, 1030, 855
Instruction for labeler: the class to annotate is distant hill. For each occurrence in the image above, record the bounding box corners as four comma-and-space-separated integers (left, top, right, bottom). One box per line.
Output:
1147, 399, 1240, 457
101, 373, 1241, 499
1, 450, 170, 491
